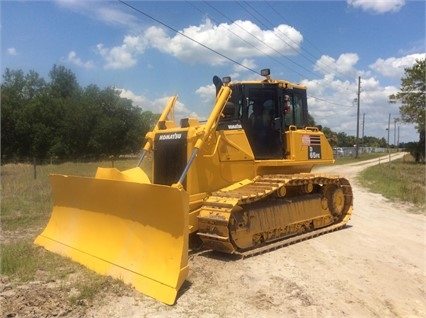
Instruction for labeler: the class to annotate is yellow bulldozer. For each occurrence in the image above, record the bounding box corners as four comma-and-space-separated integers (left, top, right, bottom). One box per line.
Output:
35, 69, 352, 305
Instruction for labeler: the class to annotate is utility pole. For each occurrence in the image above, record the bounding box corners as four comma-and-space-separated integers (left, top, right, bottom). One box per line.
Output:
355, 76, 361, 159
387, 113, 391, 162
394, 119, 397, 146
397, 126, 400, 147
362, 113, 365, 148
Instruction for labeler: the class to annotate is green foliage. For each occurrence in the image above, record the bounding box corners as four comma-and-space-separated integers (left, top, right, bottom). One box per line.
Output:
1, 241, 127, 308
49, 64, 80, 99
1, 163, 53, 231
404, 141, 425, 164
1, 69, 49, 160
68, 274, 125, 305
1, 66, 156, 162
307, 112, 316, 127
1, 241, 39, 280
1, 239, 78, 282
1, 158, 149, 231
333, 152, 388, 164
393, 58, 425, 132
320, 127, 387, 148
390, 58, 425, 163
358, 154, 425, 209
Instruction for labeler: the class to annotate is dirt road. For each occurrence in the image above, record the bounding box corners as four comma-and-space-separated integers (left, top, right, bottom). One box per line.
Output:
85, 153, 425, 318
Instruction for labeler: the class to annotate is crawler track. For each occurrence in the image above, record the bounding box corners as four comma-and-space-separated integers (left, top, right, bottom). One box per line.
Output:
237, 219, 348, 258
197, 173, 353, 255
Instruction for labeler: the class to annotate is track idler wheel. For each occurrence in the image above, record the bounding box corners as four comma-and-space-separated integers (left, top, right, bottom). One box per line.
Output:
325, 185, 346, 220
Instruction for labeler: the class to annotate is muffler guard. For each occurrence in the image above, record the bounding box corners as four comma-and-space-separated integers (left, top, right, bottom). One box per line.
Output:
35, 174, 189, 305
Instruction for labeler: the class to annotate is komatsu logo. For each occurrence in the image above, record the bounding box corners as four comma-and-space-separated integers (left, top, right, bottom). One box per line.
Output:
158, 133, 182, 140
228, 124, 242, 129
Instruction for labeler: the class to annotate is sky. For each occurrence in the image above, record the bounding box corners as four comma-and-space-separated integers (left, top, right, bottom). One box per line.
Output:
1, 0, 425, 144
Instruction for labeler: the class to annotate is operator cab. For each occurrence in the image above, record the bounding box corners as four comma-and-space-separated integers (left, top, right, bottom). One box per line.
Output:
216, 69, 309, 160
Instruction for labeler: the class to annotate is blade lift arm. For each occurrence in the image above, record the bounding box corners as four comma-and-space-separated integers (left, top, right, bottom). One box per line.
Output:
135, 86, 231, 189
174, 86, 231, 188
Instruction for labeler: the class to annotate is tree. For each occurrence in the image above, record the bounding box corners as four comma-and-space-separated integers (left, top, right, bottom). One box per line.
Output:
390, 58, 425, 162
49, 64, 80, 99
307, 112, 316, 127
1, 66, 152, 161
1, 66, 183, 162
321, 127, 337, 146
1, 68, 50, 160
1, 69, 26, 160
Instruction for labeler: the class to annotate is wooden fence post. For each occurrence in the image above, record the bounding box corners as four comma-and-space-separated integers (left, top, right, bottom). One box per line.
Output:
33, 157, 37, 179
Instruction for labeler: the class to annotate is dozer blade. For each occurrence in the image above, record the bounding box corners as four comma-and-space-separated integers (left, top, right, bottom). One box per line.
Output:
34, 174, 189, 305
94, 167, 152, 184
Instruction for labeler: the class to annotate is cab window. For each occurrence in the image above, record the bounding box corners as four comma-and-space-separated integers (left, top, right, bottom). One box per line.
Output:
284, 93, 305, 128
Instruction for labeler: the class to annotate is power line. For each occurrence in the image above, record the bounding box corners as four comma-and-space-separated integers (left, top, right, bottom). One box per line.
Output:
118, 0, 258, 75
264, 2, 327, 57
191, 1, 310, 79
241, 1, 321, 68
233, 1, 320, 78
264, 1, 355, 82
186, 1, 289, 73
118, 0, 354, 109
199, 1, 355, 107
201, 1, 311, 79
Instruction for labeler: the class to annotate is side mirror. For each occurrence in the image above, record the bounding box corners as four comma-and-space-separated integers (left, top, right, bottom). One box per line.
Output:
213, 75, 223, 96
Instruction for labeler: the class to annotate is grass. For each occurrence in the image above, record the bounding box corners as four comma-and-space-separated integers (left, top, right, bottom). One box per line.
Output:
1, 241, 40, 280
1, 157, 149, 311
1, 240, 80, 281
358, 154, 425, 210
1, 240, 128, 307
1, 158, 151, 231
68, 272, 125, 305
332, 151, 397, 165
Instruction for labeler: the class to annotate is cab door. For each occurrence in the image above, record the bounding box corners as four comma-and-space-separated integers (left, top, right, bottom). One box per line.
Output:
241, 84, 284, 159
